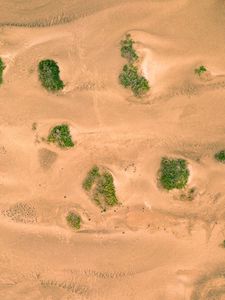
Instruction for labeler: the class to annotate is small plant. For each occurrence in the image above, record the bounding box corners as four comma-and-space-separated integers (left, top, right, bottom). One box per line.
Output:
119, 64, 149, 96
38, 59, 64, 91
48, 124, 74, 148
83, 166, 100, 191
0, 58, 5, 85
222, 240, 225, 248
32, 122, 37, 131
215, 150, 225, 163
120, 34, 138, 63
159, 157, 189, 190
83, 166, 118, 209
66, 212, 81, 229
195, 65, 207, 76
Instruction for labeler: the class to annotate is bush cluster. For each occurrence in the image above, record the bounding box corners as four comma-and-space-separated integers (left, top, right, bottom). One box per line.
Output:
83, 166, 118, 209
119, 34, 149, 96
38, 59, 64, 91
160, 158, 189, 190
48, 124, 74, 148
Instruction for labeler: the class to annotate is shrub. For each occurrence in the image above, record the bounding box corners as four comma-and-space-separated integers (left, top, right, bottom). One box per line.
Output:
66, 212, 81, 229
0, 58, 5, 85
215, 150, 225, 163
119, 64, 149, 96
82, 166, 100, 191
195, 65, 207, 76
48, 124, 74, 148
223, 240, 225, 248
38, 59, 64, 91
120, 34, 138, 63
160, 157, 189, 190
83, 166, 118, 208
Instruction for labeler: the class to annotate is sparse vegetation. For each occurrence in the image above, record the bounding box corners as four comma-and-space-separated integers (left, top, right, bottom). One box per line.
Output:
160, 158, 189, 190
83, 166, 118, 209
83, 166, 100, 191
48, 124, 74, 148
120, 34, 138, 63
195, 65, 207, 76
180, 187, 196, 201
119, 64, 149, 96
0, 58, 5, 85
119, 34, 150, 97
215, 150, 225, 163
66, 212, 81, 229
38, 59, 64, 91
222, 240, 225, 248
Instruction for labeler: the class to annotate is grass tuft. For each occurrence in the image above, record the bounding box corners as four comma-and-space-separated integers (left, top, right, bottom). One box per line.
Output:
195, 65, 207, 76
48, 124, 74, 148
83, 166, 118, 209
66, 212, 81, 229
215, 150, 225, 163
119, 64, 149, 96
120, 34, 138, 63
160, 157, 189, 190
0, 58, 5, 85
38, 59, 64, 91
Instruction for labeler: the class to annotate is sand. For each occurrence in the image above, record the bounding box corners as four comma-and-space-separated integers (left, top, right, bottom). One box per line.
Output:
0, 0, 225, 299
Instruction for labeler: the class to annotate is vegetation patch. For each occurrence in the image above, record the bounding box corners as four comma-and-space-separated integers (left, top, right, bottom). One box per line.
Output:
0, 58, 5, 85
120, 34, 138, 63
38, 59, 64, 91
159, 157, 189, 190
215, 150, 225, 163
66, 212, 81, 229
119, 64, 150, 96
119, 34, 150, 97
195, 65, 207, 76
180, 187, 196, 201
48, 124, 74, 148
83, 166, 118, 209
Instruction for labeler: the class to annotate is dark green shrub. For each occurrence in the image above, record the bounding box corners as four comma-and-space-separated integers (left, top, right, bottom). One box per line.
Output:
119, 64, 149, 96
83, 166, 118, 209
48, 124, 74, 148
82, 166, 100, 191
195, 65, 207, 76
66, 212, 81, 229
38, 59, 64, 91
160, 158, 189, 190
120, 34, 138, 63
215, 150, 225, 163
0, 58, 5, 85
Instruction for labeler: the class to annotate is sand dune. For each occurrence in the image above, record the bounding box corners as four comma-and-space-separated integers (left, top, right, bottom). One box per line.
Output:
1, 0, 225, 299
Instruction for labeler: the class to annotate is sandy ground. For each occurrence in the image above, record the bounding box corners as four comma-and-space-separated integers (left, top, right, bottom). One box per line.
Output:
1, 0, 225, 299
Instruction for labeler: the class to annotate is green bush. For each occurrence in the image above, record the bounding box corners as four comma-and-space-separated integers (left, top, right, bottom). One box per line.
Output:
120, 34, 138, 63
48, 124, 74, 148
83, 166, 118, 208
215, 150, 225, 163
0, 58, 5, 85
195, 65, 207, 76
38, 59, 64, 91
119, 64, 149, 96
160, 158, 189, 190
66, 212, 81, 229
82, 166, 100, 191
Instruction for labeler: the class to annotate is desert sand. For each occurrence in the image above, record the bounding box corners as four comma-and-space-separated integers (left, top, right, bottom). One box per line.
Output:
1, 0, 225, 299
